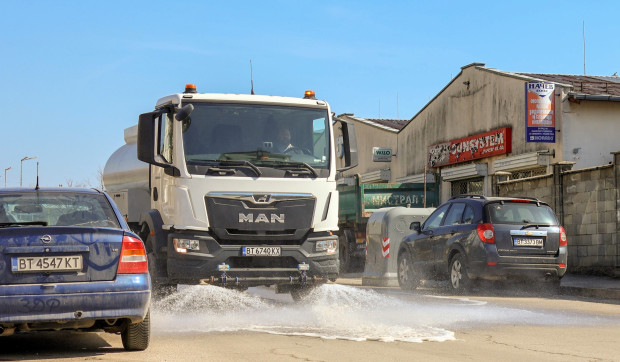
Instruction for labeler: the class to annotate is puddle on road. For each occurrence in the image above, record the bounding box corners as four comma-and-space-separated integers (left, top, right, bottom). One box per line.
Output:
151, 284, 605, 343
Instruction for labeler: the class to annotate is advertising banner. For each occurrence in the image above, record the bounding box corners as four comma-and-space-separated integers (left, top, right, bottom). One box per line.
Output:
525, 82, 556, 143
427, 127, 512, 167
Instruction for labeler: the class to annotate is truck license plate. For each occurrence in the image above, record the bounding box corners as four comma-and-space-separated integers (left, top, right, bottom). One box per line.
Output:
242, 247, 281, 256
12, 255, 83, 273
513, 238, 544, 247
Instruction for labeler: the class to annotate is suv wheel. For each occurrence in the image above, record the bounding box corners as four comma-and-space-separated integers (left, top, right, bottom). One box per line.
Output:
397, 252, 420, 290
449, 253, 470, 293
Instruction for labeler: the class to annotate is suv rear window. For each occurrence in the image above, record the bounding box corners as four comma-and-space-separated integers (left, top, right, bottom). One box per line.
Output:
486, 202, 558, 225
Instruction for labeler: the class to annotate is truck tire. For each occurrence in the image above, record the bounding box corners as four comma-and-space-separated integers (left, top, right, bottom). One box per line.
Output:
121, 309, 150, 351
290, 285, 317, 302
338, 232, 353, 273
146, 235, 176, 299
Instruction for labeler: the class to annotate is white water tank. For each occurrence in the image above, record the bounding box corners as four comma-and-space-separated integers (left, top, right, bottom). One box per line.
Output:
103, 125, 149, 192
103, 125, 150, 223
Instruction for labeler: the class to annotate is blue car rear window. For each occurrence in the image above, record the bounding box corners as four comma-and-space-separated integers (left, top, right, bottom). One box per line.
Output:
0, 192, 121, 228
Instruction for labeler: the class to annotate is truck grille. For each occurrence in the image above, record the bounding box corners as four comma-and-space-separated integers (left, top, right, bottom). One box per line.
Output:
226, 256, 299, 268
205, 192, 315, 242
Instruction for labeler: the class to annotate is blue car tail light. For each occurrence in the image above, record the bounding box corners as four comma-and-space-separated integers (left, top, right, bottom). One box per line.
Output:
117, 235, 148, 274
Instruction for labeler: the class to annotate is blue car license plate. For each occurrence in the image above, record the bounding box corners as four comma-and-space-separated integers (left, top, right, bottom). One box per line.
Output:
11, 255, 83, 273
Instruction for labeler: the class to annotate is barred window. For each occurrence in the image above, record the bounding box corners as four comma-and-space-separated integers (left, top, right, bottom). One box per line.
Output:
510, 167, 547, 180
451, 177, 484, 196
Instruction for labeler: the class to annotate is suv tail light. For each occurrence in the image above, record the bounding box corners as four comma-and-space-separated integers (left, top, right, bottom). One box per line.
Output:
559, 226, 567, 247
117, 235, 148, 274
477, 223, 495, 244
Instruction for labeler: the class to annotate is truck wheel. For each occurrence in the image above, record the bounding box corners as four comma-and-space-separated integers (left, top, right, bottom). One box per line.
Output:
449, 253, 471, 294
146, 235, 176, 299
121, 309, 150, 351
290, 285, 316, 302
339, 233, 352, 273
397, 251, 420, 290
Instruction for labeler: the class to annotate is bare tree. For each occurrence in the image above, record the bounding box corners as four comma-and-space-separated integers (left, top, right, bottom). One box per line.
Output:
97, 166, 104, 190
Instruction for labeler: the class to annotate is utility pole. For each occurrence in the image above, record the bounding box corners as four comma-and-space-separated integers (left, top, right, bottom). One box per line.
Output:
20, 156, 37, 187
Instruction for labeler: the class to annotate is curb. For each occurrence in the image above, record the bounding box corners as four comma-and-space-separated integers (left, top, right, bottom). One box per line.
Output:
560, 286, 620, 301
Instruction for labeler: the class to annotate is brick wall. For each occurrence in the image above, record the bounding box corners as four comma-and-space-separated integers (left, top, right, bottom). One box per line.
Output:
498, 152, 619, 277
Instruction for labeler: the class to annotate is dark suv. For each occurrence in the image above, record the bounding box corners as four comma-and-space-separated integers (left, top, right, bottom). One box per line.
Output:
397, 195, 567, 293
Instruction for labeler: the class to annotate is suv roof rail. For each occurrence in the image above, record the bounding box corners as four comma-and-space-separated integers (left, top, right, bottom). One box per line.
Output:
511, 196, 540, 201
450, 194, 487, 200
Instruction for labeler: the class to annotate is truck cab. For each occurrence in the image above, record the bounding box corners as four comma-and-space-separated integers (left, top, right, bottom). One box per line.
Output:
104, 85, 357, 298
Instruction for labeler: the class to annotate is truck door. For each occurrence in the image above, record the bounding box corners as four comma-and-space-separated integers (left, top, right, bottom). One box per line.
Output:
151, 111, 174, 210
137, 109, 175, 210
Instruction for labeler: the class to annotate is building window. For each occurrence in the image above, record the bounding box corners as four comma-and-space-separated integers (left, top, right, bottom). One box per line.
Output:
451, 177, 484, 196
510, 167, 547, 180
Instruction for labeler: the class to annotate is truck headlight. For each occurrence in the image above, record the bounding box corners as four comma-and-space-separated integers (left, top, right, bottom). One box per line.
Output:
173, 238, 201, 253
315, 239, 337, 254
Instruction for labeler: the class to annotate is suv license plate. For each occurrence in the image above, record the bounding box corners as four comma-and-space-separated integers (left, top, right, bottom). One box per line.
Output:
242, 247, 281, 256
513, 238, 544, 247
12, 255, 83, 273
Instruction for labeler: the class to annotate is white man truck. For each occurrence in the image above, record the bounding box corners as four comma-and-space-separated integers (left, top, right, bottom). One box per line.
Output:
103, 85, 357, 299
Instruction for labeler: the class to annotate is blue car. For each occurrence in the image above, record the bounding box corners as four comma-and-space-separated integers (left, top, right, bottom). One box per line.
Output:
0, 188, 151, 350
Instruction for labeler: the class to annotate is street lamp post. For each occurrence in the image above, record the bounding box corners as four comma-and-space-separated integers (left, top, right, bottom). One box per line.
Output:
20, 156, 37, 187
4, 167, 11, 188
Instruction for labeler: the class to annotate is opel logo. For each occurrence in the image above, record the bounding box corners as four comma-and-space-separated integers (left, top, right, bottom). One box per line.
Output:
40, 235, 53, 244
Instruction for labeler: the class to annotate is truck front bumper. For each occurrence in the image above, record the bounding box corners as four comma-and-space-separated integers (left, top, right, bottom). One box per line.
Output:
165, 231, 339, 287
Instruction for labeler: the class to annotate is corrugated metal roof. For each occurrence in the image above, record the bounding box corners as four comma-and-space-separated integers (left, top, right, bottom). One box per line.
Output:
517, 73, 620, 96
335, 114, 410, 132
364, 118, 410, 131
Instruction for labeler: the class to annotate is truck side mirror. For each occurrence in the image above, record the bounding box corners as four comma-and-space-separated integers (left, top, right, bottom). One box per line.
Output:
410, 221, 421, 233
137, 111, 177, 173
336, 119, 358, 171
175, 104, 194, 122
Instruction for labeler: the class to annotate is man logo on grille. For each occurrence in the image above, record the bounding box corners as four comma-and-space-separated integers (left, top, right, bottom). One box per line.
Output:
239, 213, 285, 223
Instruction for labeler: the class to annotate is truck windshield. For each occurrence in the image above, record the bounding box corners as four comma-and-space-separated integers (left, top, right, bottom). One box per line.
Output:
181, 102, 331, 177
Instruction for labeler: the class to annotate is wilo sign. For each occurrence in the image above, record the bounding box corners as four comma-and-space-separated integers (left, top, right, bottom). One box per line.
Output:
372, 147, 393, 162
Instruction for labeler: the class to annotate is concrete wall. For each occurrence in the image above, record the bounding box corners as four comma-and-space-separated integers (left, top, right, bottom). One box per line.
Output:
498, 152, 620, 276
562, 100, 620, 168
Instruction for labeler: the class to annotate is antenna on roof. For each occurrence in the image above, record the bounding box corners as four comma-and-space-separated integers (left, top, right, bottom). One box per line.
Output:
396, 91, 399, 119
583, 20, 587, 75
250, 60, 255, 95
